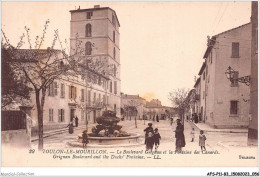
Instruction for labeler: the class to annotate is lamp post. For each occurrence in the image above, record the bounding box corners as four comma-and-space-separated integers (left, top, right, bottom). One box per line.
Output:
225, 66, 251, 86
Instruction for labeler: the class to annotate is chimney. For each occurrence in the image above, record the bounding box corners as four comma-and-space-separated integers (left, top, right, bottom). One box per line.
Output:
94, 5, 100, 8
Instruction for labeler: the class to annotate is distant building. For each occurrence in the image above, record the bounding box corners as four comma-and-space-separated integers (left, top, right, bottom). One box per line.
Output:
193, 77, 201, 119
121, 93, 146, 120
198, 62, 207, 122
184, 89, 196, 121
201, 23, 251, 128
145, 99, 167, 120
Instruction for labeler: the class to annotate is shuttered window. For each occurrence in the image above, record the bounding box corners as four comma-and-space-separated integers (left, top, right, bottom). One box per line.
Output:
232, 42, 239, 58
48, 82, 58, 97
230, 101, 238, 115
49, 109, 53, 122
58, 109, 65, 122
60, 83, 65, 98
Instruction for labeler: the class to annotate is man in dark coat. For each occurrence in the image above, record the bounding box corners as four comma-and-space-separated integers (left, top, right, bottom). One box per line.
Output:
156, 115, 159, 122
75, 116, 79, 127
175, 119, 185, 152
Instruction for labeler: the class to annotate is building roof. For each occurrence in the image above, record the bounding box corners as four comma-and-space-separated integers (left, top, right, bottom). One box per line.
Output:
70, 6, 120, 27
121, 94, 145, 100
203, 22, 251, 59
193, 77, 201, 88
198, 62, 206, 75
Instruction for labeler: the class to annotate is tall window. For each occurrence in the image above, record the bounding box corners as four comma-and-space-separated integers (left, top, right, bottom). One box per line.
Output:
110, 81, 112, 93
60, 83, 65, 98
114, 64, 117, 76
48, 82, 58, 97
49, 109, 54, 122
86, 11, 93, 19
58, 109, 65, 122
114, 81, 117, 94
112, 14, 116, 26
98, 93, 101, 105
81, 89, 84, 102
86, 24, 92, 37
93, 92, 96, 104
114, 104, 116, 112
85, 42, 92, 55
113, 47, 116, 59
113, 31, 115, 43
88, 90, 91, 105
103, 95, 106, 105
230, 101, 238, 115
231, 71, 239, 87
232, 42, 239, 58
69, 86, 77, 99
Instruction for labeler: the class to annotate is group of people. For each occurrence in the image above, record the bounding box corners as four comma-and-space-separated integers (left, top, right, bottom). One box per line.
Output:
144, 123, 161, 152
144, 118, 207, 153
66, 116, 79, 134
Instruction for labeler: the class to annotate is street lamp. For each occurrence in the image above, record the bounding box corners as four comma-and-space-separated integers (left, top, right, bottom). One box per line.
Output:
225, 66, 251, 86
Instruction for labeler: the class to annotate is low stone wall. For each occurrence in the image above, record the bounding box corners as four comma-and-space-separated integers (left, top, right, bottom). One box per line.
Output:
31, 123, 68, 137
1, 129, 31, 148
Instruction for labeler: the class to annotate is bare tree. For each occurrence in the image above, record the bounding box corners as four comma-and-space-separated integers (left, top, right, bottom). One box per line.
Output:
168, 88, 190, 124
1, 20, 113, 150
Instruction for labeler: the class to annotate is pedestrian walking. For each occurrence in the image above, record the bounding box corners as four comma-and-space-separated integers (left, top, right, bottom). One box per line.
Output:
153, 128, 161, 152
75, 116, 79, 127
145, 132, 154, 152
156, 115, 159, 122
174, 119, 185, 152
82, 130, 89, 148
190, 128, 195, 142
144, 123, 154, 144
199, 130, 207, 152
67, 122, 74, 134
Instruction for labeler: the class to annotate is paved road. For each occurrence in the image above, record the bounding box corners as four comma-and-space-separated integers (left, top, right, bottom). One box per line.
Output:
31, 119, 248, 153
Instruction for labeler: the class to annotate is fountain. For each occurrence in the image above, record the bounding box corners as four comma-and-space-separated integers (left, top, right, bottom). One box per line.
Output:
67, 110, 140, 147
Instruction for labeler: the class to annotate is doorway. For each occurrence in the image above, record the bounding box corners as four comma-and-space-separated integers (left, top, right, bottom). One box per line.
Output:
70, 109, 75, 122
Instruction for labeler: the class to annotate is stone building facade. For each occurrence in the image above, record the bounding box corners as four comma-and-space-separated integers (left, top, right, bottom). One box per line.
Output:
69, 5, 121, 122
201, 23, 251, 128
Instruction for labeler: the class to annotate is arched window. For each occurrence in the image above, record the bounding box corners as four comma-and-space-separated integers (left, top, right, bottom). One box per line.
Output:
86, 24, 92, 37
85, 42, 92, 55
113, 47, 116, 59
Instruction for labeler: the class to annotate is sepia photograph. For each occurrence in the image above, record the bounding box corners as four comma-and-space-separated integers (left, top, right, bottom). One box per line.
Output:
1, 1, 259, 176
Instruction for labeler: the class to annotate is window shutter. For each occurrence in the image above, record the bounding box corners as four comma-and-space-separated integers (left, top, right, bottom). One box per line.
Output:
54, 82, 58, 96
48, 85, 51, 96
58, 109, 61, 122
69, 86, 71, 99
75, 87, 77, 99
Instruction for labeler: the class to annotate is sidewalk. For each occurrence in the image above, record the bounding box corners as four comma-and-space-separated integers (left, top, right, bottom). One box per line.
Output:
31, 124, 93, 142
191, 121, 248, 133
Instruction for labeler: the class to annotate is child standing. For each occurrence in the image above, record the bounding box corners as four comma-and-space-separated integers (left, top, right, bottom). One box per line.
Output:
153, 128, 161, 152
145, 132, 154, 152
199, 130, 206, 151
82, 130, 89, 148
190, 128, 195, 142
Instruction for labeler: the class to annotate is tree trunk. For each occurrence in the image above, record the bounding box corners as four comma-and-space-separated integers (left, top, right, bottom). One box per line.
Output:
35, 90, 43, 150
35, 88, 47, 151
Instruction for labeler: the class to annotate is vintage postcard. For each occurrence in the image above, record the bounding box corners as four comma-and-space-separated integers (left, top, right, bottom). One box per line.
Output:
1, 0, 259, 175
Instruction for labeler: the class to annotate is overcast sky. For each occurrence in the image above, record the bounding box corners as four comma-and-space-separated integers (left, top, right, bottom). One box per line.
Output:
2, 1, 251, 106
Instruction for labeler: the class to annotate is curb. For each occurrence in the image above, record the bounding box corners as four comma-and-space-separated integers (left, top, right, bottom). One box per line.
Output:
190, 122, 248, 133
31, 125, 87, 142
